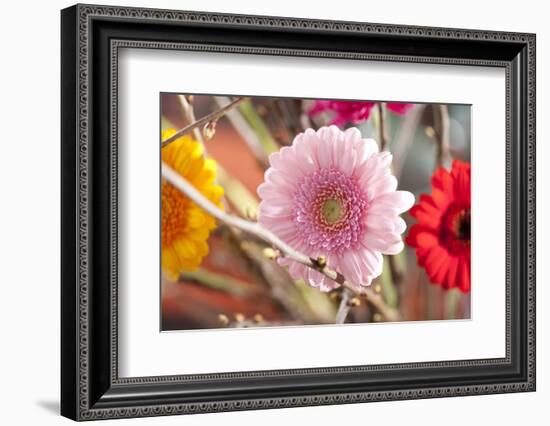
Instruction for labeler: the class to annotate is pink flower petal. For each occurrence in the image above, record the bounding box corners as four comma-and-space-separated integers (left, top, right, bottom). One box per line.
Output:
365, 212, 397, 232
372, 191, 415, 214
258, 125, 413, 291
362, 248, 384, 277
369, 174, 398, 198
393, 216, 407, 234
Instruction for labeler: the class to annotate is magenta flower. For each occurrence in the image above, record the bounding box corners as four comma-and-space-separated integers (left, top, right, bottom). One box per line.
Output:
308, 100, 413, 126
258, 126, 414, 292
309, 101, 375, 126
386, 102, 413, 115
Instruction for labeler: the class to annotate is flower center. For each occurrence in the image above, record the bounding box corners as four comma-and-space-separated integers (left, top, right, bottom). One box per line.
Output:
440, 203, 470, 254
162, 181, 189, 248
321, 198, 345, 224
457, 210, 471, 241
293, 167, 367, 254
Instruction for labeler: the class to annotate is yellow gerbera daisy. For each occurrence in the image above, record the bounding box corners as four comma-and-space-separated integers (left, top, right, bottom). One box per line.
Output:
161, 128, 224, 278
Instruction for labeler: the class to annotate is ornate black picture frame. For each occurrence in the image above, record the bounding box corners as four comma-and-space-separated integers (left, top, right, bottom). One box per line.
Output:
61, 3, 536, 421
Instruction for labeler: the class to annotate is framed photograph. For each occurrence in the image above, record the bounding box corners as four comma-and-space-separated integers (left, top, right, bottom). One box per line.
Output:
61, 4, 536, 421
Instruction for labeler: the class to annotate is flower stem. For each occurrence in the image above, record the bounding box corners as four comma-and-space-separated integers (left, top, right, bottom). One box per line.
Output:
391, 104, 425, 179
433, 104, 451, 168
162, 163, 399, 322
375, 103, 404, 296
213, 96, 270, 168
238, 99, 280, 155
179, 269, 253, 297
377, 103, 389, 152
335, 289, 353, 324
161, 97, 246, 147
177, 95, 205, 148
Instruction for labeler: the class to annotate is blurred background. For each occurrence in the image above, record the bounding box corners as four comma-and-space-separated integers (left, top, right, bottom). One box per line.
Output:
160, 94, 471, 331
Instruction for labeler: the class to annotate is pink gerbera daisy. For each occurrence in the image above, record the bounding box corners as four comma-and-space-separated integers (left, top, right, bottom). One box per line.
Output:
308, 100, 413, 126
258, 126, 414, 292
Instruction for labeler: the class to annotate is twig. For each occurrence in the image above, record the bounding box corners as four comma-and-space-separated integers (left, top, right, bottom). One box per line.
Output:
162, 97, 246, 147
388, 256, 403, 286
275, 99, 304, 141
391, 104, 426, 179
433, 104, 451, 168
375, 103, 404, 292
335, 289, 353, 324
177, 95, 205, 147
236, 236, 320, 323
213, 96, 270, 168
377, 103, 389, 152
363, 283, 400, 322
163, 162, 313, 275
161, 162, 399, 322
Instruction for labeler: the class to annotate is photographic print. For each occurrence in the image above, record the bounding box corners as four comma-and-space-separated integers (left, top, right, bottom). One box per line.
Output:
160, 94, 471, 331
61, 7, 535, 418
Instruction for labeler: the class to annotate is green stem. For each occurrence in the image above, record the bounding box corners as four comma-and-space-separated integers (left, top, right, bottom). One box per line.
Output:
217, 165, 259, 218
239, 99, 280, 155
445, 289, 461, 319
179, 269, 253, 296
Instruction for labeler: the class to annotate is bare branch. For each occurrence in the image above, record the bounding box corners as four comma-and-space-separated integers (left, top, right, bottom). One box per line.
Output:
213, 96, 270, 168
177, 95, 205, 148
391, 104, 426, 179
377, 103, 389, 152
375, 103, 404, 293
433, 104, 451, 168
161, 162, 399, 322
335, 289, 353, 324
162, 97, 246, 148
364, 287, 400, 322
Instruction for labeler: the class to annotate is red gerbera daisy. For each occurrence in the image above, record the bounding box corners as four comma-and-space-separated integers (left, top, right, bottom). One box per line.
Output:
406, 160, 471, 292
